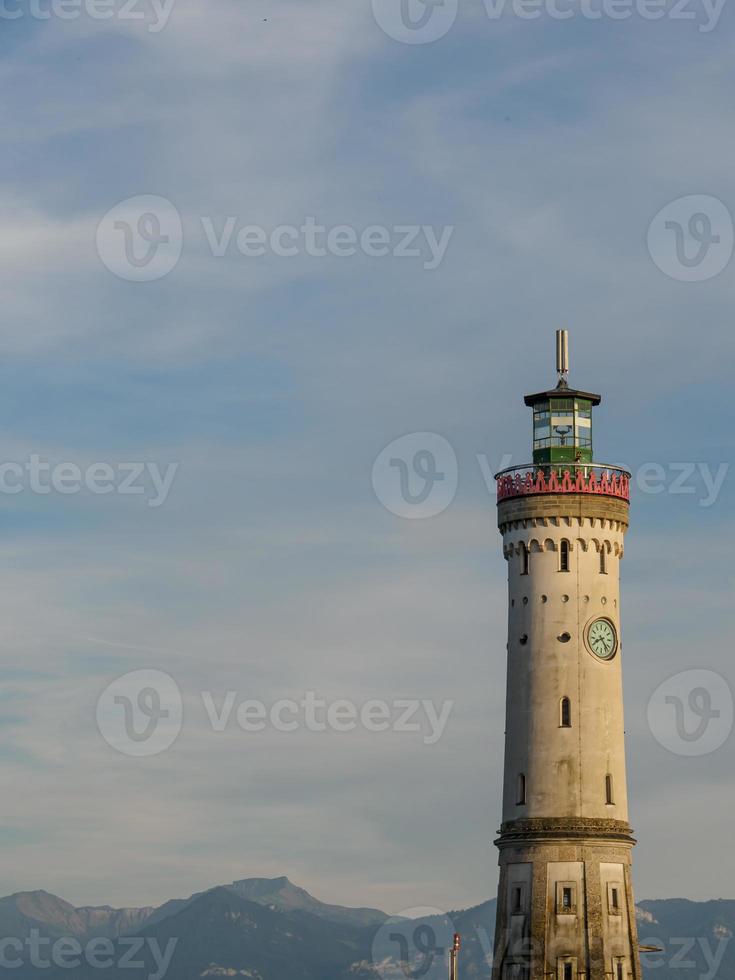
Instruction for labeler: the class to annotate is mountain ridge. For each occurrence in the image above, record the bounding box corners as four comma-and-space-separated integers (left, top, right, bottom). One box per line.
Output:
1, 878, 733, 979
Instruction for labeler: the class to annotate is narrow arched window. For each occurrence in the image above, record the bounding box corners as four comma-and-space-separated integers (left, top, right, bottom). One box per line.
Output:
520, 543, 529, 576
516, 773, 526, 806
605, 773, 615, 805
559, 539, 570, 572
600, 547, 607, 574
560, 697, 571, 728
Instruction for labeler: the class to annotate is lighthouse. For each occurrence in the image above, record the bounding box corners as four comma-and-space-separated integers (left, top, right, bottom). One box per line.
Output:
492, 333, 641, 980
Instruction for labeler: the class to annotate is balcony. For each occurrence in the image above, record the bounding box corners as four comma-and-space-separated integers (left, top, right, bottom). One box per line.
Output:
495, 463, 631, 503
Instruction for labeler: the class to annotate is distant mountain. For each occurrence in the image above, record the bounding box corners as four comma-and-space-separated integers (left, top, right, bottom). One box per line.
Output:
137, 875, 388, 933
2, 879, 734, 980
38, 887, 377, 980
0, 890, 154, 942
228, 875, 388, 927
138, 886, 378, 980
0, 891, 84, 942
637, 899, 735, 980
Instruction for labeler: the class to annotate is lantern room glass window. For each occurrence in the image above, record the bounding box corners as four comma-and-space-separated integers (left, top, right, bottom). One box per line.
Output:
533, 399, 593, 453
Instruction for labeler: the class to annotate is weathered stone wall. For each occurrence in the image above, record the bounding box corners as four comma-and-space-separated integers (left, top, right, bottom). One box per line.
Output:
492, 493, 641, 980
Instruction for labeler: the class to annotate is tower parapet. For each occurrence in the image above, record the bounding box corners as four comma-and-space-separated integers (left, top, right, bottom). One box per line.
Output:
496, 463, 631, 504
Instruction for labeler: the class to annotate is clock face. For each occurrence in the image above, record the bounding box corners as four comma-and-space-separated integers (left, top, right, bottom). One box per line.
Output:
587, 618, 617, 660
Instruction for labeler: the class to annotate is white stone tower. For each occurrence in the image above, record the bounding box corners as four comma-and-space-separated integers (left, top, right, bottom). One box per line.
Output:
492, 332, 641, 980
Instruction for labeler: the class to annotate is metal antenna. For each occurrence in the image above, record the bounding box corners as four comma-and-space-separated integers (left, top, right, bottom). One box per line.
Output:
449, 934, 461, 980
555, 329, 569, 388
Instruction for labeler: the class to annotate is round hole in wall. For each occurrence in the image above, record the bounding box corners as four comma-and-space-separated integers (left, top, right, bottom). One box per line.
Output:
583, 595, 590, 603
541, 595, 548, 603
522, 597, 529, 606
561, 595, 569, 603
601, 597, 608, 605
511, 599, 515, 607
558, 632, 572, 643
519, 634, 528, 645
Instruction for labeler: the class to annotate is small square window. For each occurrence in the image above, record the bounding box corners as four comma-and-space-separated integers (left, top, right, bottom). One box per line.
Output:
556, 882, 577, 915
608, 884, 623, 915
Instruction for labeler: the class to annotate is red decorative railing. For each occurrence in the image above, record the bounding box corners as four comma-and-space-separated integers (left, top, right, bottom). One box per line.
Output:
495, 464, 631, 503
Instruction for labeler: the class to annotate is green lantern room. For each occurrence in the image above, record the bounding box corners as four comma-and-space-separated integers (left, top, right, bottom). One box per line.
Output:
524, 389, 601, 466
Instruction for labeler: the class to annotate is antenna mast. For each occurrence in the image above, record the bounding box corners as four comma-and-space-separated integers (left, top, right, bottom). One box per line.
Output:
449, 934, 461, 980
556, 329, 569, 388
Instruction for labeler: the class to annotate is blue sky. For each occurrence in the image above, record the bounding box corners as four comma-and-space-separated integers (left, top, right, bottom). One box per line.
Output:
0, 0, 733, 915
